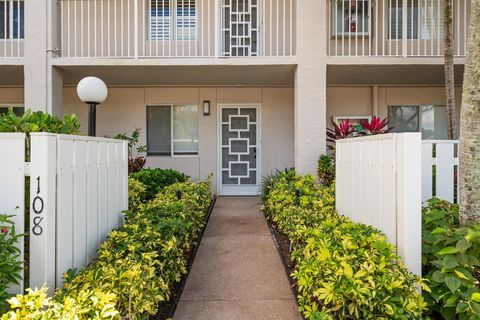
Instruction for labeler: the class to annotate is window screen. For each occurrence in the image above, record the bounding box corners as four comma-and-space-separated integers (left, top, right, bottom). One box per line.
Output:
147, 106, 171, 155
173, 105, 198, 155
147, 105, 198, 156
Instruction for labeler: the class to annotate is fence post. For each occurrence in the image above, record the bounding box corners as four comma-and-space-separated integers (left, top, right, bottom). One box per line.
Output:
396, 133, 422, 276
0, 133, 26, 294
29, 133, 57, 294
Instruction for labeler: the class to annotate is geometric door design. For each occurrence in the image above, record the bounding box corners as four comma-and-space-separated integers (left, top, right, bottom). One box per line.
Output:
220, 106, 259, 195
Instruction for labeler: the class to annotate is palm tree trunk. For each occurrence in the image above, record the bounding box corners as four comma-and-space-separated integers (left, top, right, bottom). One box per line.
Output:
459, 0, 480, 226
444, 0, 456, 139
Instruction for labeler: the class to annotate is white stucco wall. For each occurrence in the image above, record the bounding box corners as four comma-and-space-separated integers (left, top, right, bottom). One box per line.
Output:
62, 86, 295, 193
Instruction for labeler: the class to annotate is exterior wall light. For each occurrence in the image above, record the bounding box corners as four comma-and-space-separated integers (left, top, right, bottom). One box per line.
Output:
76, 76, 108, 136
203, 100, 211, 116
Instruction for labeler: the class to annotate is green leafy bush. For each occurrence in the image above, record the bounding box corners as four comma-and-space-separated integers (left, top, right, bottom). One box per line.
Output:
0, 108, 80, 134
130, 168, 189, 201
0, 215, 23, 315
262, 170, 425, 319
2, 176, 212, 320
128, 177, 146, 212
317, 155, 335, 186
422, 198, 480, 320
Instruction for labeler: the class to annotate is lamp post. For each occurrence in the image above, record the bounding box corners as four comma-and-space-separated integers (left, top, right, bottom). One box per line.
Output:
76, 77, 108, 137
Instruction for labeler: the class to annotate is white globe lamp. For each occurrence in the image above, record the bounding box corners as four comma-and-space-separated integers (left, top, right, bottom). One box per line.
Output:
76, 77, 108, 136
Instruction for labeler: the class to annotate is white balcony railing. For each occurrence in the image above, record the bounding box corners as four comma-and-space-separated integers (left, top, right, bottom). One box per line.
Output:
59, 0, 296, 58
0, 0, 24, 58
327, 0, 471, 57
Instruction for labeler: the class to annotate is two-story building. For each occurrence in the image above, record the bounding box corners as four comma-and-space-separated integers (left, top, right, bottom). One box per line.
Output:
0, 0, 469, 195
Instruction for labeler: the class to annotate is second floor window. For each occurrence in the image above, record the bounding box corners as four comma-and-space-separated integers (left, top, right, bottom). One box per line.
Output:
331, 0, 370, 36
149, 0, 196, 41
0, 0, 24, 40
389, 0, 443, 39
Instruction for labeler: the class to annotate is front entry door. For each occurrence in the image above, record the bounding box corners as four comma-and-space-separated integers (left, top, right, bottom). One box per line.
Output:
219, 105, 260, 195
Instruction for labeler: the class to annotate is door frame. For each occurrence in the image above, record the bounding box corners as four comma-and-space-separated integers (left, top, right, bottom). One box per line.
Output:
216, 103, 262, 196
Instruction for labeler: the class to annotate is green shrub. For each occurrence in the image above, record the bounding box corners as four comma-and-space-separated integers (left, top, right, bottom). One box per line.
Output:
2, 178, 212, 320
292, 218, 424, 319
262, 170, 425, 319
422, 198, 480, 320
128, 177, 146, 212
0, 108, 80, 134
0, 215, 23, 315
317, 155, 335, 186
130, 168, 189, 201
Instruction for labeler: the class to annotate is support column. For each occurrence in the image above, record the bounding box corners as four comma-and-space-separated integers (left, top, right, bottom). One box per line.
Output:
24, 0, 62, 115
294, 0, 328, 174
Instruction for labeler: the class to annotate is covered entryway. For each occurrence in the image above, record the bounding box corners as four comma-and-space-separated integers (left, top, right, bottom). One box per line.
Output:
218, 105, 260, 196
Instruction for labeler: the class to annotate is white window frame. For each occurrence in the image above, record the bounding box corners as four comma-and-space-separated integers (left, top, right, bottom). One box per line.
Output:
148, 0, 198, 41
331, 0, 371, 37
146, 104, 199, 158
0, 0, 24, 40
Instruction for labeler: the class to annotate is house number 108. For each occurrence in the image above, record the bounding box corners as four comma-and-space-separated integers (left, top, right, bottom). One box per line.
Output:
32, 176, 44, 236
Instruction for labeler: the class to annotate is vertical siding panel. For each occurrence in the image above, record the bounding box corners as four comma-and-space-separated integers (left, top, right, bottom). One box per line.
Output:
56, 138, 74, 287
0, 133, 25, 293
73, 140, 88, 269
98, 142, 109, 243
87, 141, 99, 261
421, 142, 433, 202
436, 143, 455, 202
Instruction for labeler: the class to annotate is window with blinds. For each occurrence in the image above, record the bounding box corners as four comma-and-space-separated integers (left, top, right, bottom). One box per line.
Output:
389, 0, 443, 39
149, 0, 196, 41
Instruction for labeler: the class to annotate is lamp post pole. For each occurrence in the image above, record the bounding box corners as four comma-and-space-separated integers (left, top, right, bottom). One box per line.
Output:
88, 103, 98, 137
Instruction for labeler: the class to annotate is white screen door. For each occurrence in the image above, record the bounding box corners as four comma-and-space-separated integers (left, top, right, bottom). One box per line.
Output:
219, 105, 260, 195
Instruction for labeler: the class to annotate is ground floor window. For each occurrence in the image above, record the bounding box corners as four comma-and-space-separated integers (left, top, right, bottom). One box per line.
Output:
146, 104, 198, 156
0, 106, 23, 116
388, 105, 448, 139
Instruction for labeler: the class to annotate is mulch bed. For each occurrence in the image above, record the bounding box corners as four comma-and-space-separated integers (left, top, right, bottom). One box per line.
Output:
263, 211, 303, 317
151, 195, 217, 320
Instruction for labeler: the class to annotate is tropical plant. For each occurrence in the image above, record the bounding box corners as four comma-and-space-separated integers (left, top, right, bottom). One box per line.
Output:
358, 116, 392, 135
114, 129, 147, 174
317, 154, 334, 186
130, 168, 189, 201
262, 170, 425, 319
459, 0, 480, 226
0, 108, 80, 135
128, 178, 146, 212
326, 119, 355, 143
0, 215, 23, 315
422, 198, 480, 319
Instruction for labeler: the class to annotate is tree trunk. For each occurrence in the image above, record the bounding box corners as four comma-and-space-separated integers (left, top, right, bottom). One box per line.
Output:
444, 0, 456, 139
459, 0, 480, 226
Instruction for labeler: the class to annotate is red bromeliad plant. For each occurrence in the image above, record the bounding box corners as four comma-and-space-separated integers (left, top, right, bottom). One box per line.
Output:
359, 116, 392, 135
326, 119, 356, 150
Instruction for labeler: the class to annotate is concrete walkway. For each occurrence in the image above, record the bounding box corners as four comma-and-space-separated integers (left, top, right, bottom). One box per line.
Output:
174, 197, 301, 320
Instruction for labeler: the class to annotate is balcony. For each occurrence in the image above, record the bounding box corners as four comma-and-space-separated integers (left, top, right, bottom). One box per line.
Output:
59, 0, 296, 59
327, 0, 471, 57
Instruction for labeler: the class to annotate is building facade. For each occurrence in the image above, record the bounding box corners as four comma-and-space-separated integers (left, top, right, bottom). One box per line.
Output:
0, 0, 469, 194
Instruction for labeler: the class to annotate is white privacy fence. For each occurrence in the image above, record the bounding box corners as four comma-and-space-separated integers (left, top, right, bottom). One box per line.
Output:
327, 0, 471, 57
0, 133, 128, 294
59, 0, 296, 58
422, 140, 459, 203
336, 133, 422, 276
